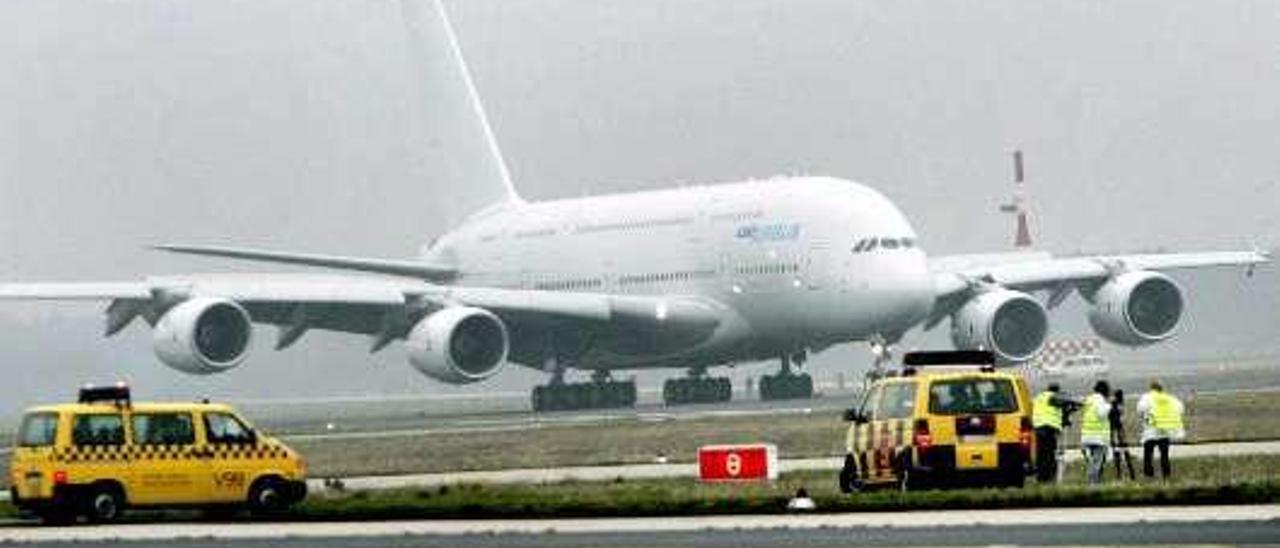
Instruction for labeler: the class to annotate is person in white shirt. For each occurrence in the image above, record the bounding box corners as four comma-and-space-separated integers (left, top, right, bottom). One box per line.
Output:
1079, 380, 1113, 485
1136, 379, 1186, 480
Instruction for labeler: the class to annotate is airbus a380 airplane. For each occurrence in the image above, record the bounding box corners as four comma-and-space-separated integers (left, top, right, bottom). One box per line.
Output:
1, 0, 1268, 411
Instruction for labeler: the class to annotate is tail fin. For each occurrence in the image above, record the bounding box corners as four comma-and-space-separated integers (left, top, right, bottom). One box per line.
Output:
401, 0, 521, 223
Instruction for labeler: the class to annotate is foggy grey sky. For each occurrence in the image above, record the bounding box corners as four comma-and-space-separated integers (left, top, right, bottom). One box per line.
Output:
0, 0, 1277, 414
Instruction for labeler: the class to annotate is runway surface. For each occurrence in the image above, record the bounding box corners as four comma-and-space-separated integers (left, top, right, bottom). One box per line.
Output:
232, 360, 1280, 438
1, 505, 1277, 546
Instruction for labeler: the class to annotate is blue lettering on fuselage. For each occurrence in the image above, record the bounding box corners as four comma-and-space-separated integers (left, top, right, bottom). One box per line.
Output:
735, 223, 801, 242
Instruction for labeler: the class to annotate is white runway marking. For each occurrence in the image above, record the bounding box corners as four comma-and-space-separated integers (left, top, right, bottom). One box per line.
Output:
0, 505, 1277, 543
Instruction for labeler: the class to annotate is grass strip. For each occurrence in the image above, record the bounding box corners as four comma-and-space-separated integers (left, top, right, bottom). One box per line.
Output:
283, 455, 1280, 520
285, 479, 1280, 521
2, 455, 1276, 522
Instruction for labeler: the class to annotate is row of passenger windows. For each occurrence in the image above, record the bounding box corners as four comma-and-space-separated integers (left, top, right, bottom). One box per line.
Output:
487, 210, 767, 241
531, 264, 794, 290
852, 237, 916, 254
18, 411, 254, 448
574, 217, 695, 235
533, 278, 605, 291
618, 269, 717, 286
733, 263, 801, 276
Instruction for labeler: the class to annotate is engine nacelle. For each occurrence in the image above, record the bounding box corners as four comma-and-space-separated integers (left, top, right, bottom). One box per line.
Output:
406, 307, 508, 384
950, 289, 1049, 363
1087, 271, 1184, 346
153, 298, 253, 375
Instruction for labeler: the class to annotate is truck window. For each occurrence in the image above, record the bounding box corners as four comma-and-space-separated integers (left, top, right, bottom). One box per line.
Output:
132, 413, 195, 445
928, 378, 1018, 415
205, 412, 254, 444
877, 383, 917, 420
18, 412, 58, 447
72, 414, 125, 446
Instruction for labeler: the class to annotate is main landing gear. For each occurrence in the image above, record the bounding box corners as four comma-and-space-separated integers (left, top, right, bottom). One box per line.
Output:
759, 354, 813, 401
531, 370, 637, 412
662, 368, 731, 406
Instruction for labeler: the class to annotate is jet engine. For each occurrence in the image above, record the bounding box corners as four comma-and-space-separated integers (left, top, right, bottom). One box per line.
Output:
1087, 271, 1184, 346
153, 298, 253, 375
950, 289, 1049, 363
407, 307, 508, 384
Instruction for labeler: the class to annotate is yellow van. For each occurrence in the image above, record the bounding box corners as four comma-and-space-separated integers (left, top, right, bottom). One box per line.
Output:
8, 385, 306, 524
839, 351, 1034, 492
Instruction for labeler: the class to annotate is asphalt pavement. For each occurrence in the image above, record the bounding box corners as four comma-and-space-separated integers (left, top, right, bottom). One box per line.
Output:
1, 505, 1277, 546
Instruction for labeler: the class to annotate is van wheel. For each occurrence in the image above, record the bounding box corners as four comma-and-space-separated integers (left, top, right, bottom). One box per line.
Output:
896, 456, 925, 492
248, 478, 286, 515
1002, 468, 1026, 489
838, 455, 862, 494
85, 485, 124, 523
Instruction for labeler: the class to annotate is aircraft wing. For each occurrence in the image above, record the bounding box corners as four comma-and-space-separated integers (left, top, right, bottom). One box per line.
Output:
0, 274, 722, 348
150, 244, 458, 281
926, 249, 1269, 329
931, 250, 1269, 297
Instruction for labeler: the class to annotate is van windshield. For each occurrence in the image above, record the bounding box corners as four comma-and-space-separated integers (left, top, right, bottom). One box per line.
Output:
928, 378, 1017, 415
18, 412, 58, 447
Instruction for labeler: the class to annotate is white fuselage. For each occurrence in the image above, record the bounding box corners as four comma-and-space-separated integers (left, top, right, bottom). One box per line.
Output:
425, 177, 935, 371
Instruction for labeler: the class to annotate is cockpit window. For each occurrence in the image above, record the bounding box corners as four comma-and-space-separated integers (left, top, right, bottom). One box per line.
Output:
854, 237, 915, 253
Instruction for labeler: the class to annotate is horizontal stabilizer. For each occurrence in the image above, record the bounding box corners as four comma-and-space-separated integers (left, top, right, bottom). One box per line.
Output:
153, 244, 456, 281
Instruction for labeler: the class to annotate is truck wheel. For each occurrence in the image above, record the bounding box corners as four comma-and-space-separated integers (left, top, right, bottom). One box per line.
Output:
85, 485, 124, 523
248, 478, 286, 515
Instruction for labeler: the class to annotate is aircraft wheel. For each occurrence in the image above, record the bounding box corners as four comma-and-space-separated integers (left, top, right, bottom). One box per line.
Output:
532, 386, 548, 412
620, 381, 637, 407
663, 379, 678, 406
715, 377, 732, 402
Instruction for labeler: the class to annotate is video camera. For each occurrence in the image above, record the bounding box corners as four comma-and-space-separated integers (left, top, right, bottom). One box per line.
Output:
1057, 396, 1083, 428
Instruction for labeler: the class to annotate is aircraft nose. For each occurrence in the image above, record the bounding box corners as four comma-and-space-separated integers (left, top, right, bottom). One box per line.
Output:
879, 251, 935, 330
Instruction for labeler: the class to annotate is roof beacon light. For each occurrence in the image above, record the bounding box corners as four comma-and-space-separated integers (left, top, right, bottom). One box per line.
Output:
78, 383, 132, 405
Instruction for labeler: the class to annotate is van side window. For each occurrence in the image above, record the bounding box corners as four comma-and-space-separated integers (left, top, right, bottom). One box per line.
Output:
860, 386, 883, 420
877, 383, 917, 420
72, 414, 125, 446
205, 412, 254, 445
132, 413, 195, 446
18, 412, 58, 447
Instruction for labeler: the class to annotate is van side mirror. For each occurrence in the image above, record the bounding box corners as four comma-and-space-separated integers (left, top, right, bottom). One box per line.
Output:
843, 408, 868, 423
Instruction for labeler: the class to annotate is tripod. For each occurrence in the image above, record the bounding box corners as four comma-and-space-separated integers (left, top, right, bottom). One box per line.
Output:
1110, 425, 1137, 481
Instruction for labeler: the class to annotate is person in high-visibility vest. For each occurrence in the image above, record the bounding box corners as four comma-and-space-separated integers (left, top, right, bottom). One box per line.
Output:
1031, 383, 1073, 483
1080, 380, 1113, 485
1136, 379, 1185, 479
